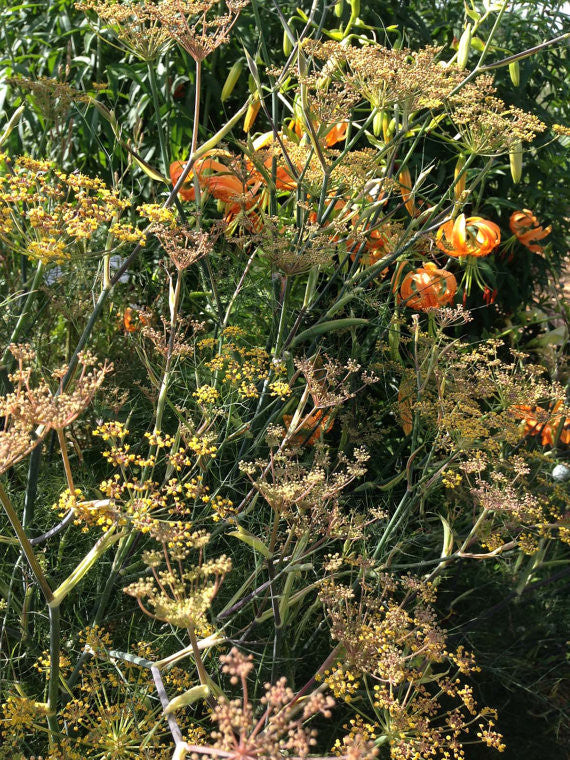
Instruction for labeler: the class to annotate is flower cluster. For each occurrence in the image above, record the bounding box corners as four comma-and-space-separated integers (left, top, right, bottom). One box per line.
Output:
0, 346, 111, 474
182, 648, 377, 760
320, 568, 505, 759
240, 445, 369, 538
0, 155, 131, 262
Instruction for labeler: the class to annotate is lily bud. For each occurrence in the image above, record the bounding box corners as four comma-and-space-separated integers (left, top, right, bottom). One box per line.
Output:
509, 60, 520, 87
457, 24, 472, 70
334, 0, 344, 17
382, 115, 395, 143
221, 60, 243, 103
349, 0, 360, 16
283, 27, 293, 56
509, 142, 523, 184
454, 155, 467, 200
373, 111, 384, 137
398, 167, 416, 217
244, 98, 261, 133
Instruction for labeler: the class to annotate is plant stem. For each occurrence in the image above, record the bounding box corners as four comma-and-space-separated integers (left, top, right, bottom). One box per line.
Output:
0, 481, 54, 603
153, 270, 182, 434
188, 626, 209, 687
147, 62, 170, 175
57, 428, 75, 495
22, 445, 42, 529
47, 604, 60, 743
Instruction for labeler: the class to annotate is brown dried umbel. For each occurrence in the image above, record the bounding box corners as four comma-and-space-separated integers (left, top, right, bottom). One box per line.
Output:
0, 346, 111, 474
320, 567, 506, 758
303, 40, 464, 114
146, 0, 249, 62
76, 0, 172, 61
155, 225, 214, 271
239, 445, 369, 539
257, 217, 336, 276
141, 315, 205, 358
183, 647, 377, 760
7, 76, 88, 125
78, 0, 248, 62
449, 74, 546, 155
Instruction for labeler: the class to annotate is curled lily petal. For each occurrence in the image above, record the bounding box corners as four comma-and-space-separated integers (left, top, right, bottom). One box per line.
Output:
509, 209, 551, 254
436, 215, 500, 258
451, 213, 467, 251
399, 262, 457, 311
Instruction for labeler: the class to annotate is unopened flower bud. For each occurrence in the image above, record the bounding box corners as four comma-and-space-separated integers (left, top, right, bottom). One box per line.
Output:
454, 155, 467, 200
457, 24, 472, 70
509, 142, 523, 184
244, 98, 261, 133
398, 167, 416, 217
221, 60, 243, 103
283, 27, 293, 56
373, 111, 384, 137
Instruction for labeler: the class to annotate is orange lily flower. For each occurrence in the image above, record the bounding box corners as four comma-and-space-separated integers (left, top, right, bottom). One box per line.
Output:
169, 160, 196, 202
513, 401, 570, 446
509, 209, 551, 254
169, 154, 231, 202
122, 307, 150, 333
399, 262, 457, 311
282, 409, 333, 447
436, 214, 500, 258
323, 121, 348, 147
290, 118, 348, 148
201, 172, 258, 207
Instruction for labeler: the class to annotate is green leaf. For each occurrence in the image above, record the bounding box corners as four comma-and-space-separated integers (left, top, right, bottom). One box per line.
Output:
290, 318, 368, 347
228, 527, 271, 558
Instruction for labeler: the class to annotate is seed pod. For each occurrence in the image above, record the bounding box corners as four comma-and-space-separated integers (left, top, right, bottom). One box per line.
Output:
509, 142, 523, 184
509, 60, 520, 86
454, 154, 467, 200
457, 24, 472, 70
220, 60, 243, 103
334, 0, 344, 18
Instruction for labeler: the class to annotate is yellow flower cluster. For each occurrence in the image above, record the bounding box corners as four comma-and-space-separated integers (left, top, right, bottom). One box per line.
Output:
138, 202, 177, 226
93, 421, 129, 440
34, 650, 71, 674
269, 380, 291, 400
144, 431, 175, 448
203, 493, 236, 522
0, 154, 131, 263
186, 434, 218, 457
110, 221, 147, 246
193, 384, 220, 404
441, 469, 463, 489
322, 664, 360, 702
200, 331, 290, 401
28, 237, 69, 263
